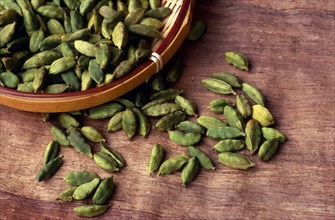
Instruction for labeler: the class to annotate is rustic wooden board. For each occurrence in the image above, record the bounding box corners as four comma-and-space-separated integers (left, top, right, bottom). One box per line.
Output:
0, 0, 334, 219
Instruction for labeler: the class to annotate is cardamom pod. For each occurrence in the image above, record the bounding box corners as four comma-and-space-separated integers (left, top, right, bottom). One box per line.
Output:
128, 24, 162, 39
217, 152, 255, 170
36, 155, 63, 181
150, 89, 183, 101
122, 109, 137, 138
201, 78, 236, 95
72, 178, 101, 200
176, 121, 206, 135
51, 125, 70, 146
206, 126, 245, 140
59, 113, 80, 129
64, 171, 100, 186
107, 111, 124, 132
252, 104, 275, 127
88, 102, 124, 119
132, 108, 151, 137
261, 127, 286, 142
142, 103, 181, 117
224, 106, 245, 131
43, 140, 60, 165
236, 94, 252, 118
181, 157, 200, 187
67, 127, 93, 158
49, 57, 76, 75
196, 115, 227, 129
242, 83, 265, 106
80, 126, 106, 143
168, 130, 202, 146
112, 22, 128, 49
57, 186, 77, 202
148, 143, 164, 175
245, 119, 262, 154
92, 177, 115, 205
158, 154, 188, 176
175, 95, 198, 117
213, 139, 245, 152
155, 111, 186, 131
187, 146, 215, 170
93, 152, 119, 172
144, 7, 172, 19
100, 144, 126, 168
73, 204, 110, 218
208, 99, 234, 114
258, 138, 280, 161
212, 72, 241, 88
225, 51, 249, 71
88, 59, 104, 85
187, 20, 206, 41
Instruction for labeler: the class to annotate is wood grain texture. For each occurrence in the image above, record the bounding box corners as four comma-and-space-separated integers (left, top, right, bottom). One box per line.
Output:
0, 0, 334, 219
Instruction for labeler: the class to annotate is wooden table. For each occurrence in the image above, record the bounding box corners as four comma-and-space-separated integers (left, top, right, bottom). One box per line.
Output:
1, 0, 334, 219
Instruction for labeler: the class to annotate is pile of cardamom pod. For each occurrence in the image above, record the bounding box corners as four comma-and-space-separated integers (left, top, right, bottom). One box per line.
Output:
0, 0, 171, 92
1, 1, 286, 217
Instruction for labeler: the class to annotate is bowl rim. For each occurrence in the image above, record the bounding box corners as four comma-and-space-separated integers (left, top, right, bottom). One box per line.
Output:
0, 0, 192, 100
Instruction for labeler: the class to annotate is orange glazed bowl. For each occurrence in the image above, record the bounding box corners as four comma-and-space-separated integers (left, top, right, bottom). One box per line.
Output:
0, 0, 194, 112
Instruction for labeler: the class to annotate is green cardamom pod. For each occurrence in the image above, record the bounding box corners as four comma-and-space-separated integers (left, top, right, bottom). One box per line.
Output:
0, 22, 16, 47
47, 19, 65, 35
187, 20, 206, 41
122, 109, 137, 138
196, 115, 227, 129
245, 119, 262, 154
252, 104, 275, 127
208, 99, 234, 114
73, 204, 110, 218
168, 130, 202, 146
175, 121, 206, 135
187, 146, 215, 170
100, 144, 126, 168
23, 51, 62, 69
140, 17, 163, 30
242, 83, 265, 106
51, 125, 70, 146
144, 7, 172, 19
61, 71, 80, 91
0, 9, 17, 26
224, 51, 249, 71
43, 140, 60, 165
155, 111, 186, 131
49, 57, 76, 75
150, 89, 183, 101
132, 108, 151, 137
36, 155, 63, 181
181, 157, 200, 187
201, 78, 236, 95
236, 94, 252, 118
112, 22, 128, 49
148, 143, 164, 175
81, 70, 92, 91
29, 29, 45, 53
72, 178, 101, 200
0, 71, 19, 89
218, 152, 255, 170
113, 58, 137, 79
128, 24, 162, 39
258, 138, 280, 161
158, 154, 188, 176
64, 171, 100, 186
213, 139, 245, 152
143, 103, 181, 117
36, 5, 64, 19
93, 152, 119, 172
141, 99, 168, 110
124, 7, 146, 27
224, 106, 245, 131
261, 127, 286, 142
80, 126, 106, 143
88, 102, 124, 119
17, 82, 34, 92
74, 40, 98, 57
67, 127, 93, 158
107, 111, 124, 132
88, 59, 104, 85
59, 113, 80, 129
212, 72, 241, 88
57, 186, 77, 202
175, 95, 198, 117
96, 43, 110, 69
114, 98, 135, 109
92, 177, 115, 205
206, 126, 245, 140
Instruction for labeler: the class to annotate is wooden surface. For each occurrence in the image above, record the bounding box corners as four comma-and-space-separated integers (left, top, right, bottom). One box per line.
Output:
1, 0, 334, 219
